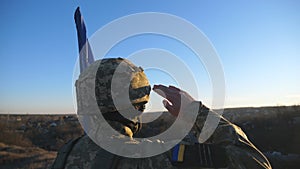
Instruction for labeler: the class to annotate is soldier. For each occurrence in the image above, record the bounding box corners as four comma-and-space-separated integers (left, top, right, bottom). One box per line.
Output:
51, 58, 272, 169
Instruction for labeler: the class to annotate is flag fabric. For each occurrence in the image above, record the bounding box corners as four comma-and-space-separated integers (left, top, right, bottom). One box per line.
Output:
74, 7, 95, 73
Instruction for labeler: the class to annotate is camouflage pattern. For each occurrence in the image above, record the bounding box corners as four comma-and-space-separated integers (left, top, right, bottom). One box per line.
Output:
62, 135, 176, 169
57, 58, 272, 168
93, 58, 150, 114
54, 101, 272, 169
188, 102, 272, 169
76, 58, 151, 113
75, 58, 150, 139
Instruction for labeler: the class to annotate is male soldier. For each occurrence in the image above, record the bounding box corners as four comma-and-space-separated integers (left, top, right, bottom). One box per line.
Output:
51, 57, 272, 169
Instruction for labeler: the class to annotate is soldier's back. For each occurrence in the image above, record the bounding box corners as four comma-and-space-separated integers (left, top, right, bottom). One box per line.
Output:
53, 135, 177, 169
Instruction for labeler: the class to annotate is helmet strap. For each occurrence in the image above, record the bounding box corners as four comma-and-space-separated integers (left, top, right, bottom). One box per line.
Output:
103, 111, 142, 135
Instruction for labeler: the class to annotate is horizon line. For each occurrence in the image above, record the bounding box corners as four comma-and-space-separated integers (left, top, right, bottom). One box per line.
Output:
1, 104, 299, 115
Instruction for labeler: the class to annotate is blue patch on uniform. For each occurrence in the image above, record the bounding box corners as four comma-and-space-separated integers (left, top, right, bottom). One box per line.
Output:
172, 144, 180, 161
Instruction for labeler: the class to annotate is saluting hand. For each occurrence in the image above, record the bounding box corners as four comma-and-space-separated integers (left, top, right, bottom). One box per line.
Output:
153, 85, 195, 117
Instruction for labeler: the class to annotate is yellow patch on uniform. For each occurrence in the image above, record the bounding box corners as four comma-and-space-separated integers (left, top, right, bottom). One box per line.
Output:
178, 144, 185, 162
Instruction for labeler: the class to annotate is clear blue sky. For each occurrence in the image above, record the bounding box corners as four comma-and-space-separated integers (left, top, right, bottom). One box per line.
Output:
0, 0, 299, 113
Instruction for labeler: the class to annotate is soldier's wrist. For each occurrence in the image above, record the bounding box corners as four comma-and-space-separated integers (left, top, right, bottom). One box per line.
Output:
179, 101, 203, 123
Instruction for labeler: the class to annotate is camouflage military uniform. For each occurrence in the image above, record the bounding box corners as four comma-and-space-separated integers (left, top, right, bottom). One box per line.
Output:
52, 102, 271, 169
52, 58, 271, 169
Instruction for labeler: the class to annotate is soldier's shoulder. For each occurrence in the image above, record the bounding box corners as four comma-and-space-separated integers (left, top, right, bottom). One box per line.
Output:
51, 135, 106, 169
71, 135, 99, 152
64, 135, 103, 168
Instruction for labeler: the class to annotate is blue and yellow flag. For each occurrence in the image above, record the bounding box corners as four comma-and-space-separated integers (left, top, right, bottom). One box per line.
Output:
172, 144, 185, 162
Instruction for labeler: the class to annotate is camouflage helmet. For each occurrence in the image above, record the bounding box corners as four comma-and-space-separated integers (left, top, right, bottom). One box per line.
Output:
94, 58, 151, 114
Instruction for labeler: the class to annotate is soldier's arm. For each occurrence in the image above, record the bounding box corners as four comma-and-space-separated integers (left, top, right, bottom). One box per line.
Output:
184, 102, 272, 168
153, 84, 272, 169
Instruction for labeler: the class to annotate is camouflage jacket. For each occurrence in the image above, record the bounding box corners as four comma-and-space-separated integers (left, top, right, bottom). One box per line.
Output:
52, 102, 272, 169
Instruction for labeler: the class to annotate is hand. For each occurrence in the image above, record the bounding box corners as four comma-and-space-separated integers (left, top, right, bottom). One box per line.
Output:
153, 85, 196, 117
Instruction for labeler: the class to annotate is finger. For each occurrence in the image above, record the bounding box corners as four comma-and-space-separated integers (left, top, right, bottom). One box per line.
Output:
165, 92, 181, 103
169, 85, 181, 92
163, 99, 175, 113
153, 85, 173, 98
154, 84, 180, 92
161, 87, 177, 96
154, 88, 180, 103
153, 84, 169, 92
153, 88, 167, 99
153, 85, 181, 102
153, 84, 163, 90
154, 84, 180, 95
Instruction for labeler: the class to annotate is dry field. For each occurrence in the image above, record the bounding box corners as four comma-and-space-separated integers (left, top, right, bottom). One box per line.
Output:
0, 115, 83, 169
